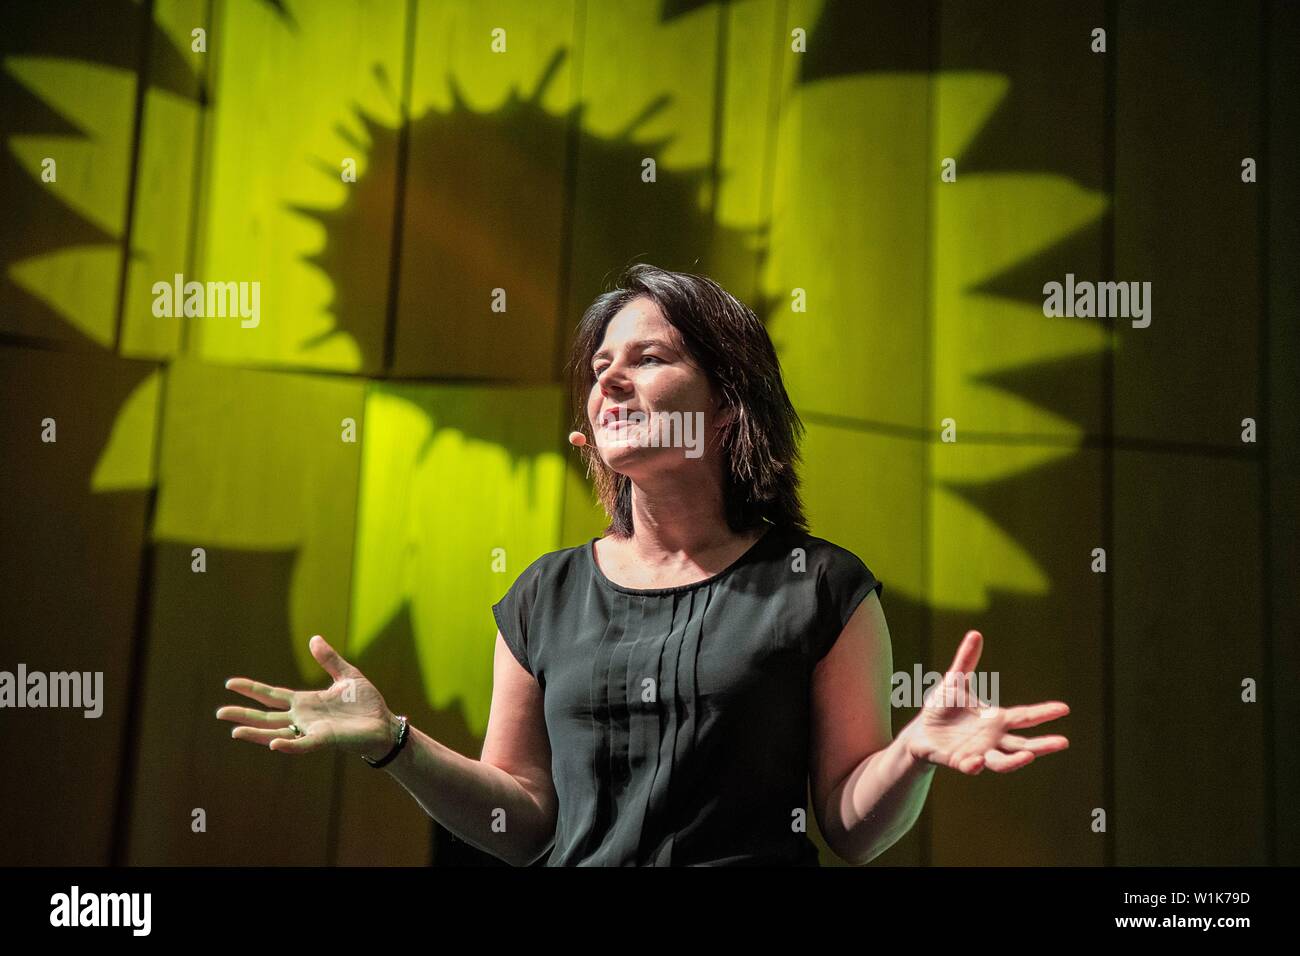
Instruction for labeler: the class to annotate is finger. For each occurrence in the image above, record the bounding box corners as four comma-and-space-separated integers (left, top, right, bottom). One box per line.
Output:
984, 749, 1035, 773
1004, 701, 1070, 730
224, 677, 293, 709
269, 734, 329, 755
230, 726, 298, 747
949, 630, 983, 673
957, 752, 985, 775
309, 634, 358, 683
216, 705, 292, 729
1000, 733, 1069, 755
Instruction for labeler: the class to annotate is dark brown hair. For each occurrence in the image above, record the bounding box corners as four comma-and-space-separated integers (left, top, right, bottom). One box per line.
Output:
566, 263, 808, 538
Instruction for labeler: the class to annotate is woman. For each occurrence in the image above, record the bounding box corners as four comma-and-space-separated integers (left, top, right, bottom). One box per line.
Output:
217, 264, 1070, 866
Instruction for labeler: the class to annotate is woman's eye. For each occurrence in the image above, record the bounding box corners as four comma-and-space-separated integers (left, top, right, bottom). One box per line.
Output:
594, 355, 660, 374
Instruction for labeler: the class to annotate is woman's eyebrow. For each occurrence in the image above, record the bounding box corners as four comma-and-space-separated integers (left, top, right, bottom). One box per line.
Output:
593, 338, 673, 360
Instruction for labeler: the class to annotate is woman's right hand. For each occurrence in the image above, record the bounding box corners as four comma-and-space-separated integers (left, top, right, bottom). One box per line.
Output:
216, 634, 398, 760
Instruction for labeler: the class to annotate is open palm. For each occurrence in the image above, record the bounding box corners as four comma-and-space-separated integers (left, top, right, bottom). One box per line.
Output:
904, 630, 1070, 775
216, 634, 395, 758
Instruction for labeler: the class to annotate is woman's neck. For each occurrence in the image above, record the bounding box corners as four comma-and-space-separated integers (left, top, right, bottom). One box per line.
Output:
613, 476, 760, 571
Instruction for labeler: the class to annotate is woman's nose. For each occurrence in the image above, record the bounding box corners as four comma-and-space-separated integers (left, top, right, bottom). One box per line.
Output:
597, 364, 629, 397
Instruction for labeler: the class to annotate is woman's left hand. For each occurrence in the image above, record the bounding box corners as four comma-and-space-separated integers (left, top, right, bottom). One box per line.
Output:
902, 630, 1070, 775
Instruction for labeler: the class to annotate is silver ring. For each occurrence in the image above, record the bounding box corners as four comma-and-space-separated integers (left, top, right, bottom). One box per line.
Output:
288, 723, 303, 738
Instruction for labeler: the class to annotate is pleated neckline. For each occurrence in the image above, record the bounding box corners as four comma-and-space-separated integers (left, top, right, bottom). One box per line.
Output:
587, 525, 776, 596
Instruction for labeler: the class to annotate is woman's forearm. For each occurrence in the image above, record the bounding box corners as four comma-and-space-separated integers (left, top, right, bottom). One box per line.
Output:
822, 716, 936, 865
378, 722, 554, 866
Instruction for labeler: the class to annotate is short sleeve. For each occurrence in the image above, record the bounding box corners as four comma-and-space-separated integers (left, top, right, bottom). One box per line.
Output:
492, 561, 544, 677
810, 548, 883, 663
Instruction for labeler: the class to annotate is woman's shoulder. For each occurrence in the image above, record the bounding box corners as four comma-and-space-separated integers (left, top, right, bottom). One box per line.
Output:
767, 527, 875, 576
755, 527, 883, 661
506, 538, 592, 592
767, 527, 883, 600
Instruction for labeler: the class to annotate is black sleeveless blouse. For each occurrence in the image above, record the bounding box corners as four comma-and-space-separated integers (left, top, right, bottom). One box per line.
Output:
491, 523, 883, 866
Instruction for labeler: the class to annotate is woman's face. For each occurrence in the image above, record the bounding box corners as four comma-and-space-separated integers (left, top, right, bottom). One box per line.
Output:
585, 296, 728, 477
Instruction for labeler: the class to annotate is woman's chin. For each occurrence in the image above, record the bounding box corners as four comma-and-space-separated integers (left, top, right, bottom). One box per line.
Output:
595, 436, 657, 471
596, 444, 641, 469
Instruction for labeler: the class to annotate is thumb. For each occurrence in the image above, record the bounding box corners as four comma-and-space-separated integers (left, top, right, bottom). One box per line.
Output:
923, 632, 981, 710
945, 629, 983, 677
309, 634, 357, 682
